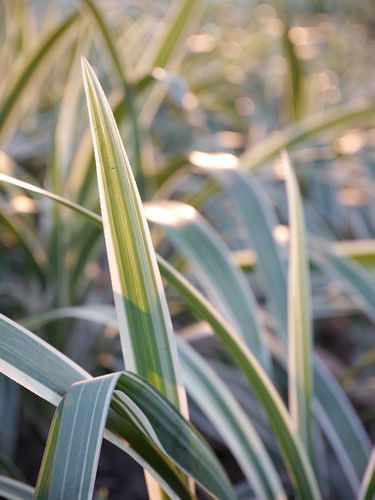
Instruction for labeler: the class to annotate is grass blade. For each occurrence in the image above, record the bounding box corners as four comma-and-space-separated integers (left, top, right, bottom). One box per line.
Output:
0, 476, 34, 500
145, 200, 270, 371
284, 153, 313, 459
202, 168, 287, 337
0, 13, 78, 141
157, 258, 321, 500
0, 315, 233, 499
20, 305, 284, 500
84, 0, 145, 196
239, 104, 375, 171
81, 57, 187, 413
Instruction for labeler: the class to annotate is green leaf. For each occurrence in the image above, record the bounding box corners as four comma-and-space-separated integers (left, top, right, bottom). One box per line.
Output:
0, 476, 34, 500
81, 57, 186, 415
284, 153, 313, 459
145, 200, 270, 371
312, 243, 375, 327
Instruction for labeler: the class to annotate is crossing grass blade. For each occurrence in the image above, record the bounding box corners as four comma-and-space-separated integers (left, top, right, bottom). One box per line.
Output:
0, 476, 34, 500
145, 200, 270, 371
284, 153, 313, 459
0, 13, 78, 142
19, 304, 284, 500
157, 258, 321, 500
1, 165, 369, 493
0, 315, 235, 499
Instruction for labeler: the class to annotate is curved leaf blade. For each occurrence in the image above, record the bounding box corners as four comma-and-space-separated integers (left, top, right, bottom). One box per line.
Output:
81, 58, 186, 413
284, 153, 313, 459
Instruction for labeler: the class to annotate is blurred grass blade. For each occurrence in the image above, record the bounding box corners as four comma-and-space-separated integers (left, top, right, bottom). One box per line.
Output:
146, 0, 200, 70
202, 168, 287, 337
0, 476, 34, 500
0, 172, 102, 226
239, 104, 375, 171
145, 200, 270, 371
0, 13, 78, 142
84, 0, 144, 196
312, 243, 375, 326
358, 447, 375, 500
0, 208, 46, 286
284, 153, 313, 459
55, 25, 90, 182
178, 340, 286, 500
0, 315, 232, 499
81, 57, 187, 414
21, 305, 117, 330
157, 258, 321, 499
138, 0, 201, 128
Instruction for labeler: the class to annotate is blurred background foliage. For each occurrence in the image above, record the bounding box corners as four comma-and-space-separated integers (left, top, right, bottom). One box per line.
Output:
0, 0, 375, 498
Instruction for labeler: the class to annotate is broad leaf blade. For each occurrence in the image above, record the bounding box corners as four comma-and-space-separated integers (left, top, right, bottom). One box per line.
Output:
81, 58, 186, 413
0, 315, 231, 499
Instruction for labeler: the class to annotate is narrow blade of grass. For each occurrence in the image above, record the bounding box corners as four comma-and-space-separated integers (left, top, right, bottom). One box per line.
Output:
202, 167, 287, 337
0, 476, 34, 500
0, 13, 78, 141
178, 340, 286, 500
238, 104, 375, 171
284, 152, 313, 459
